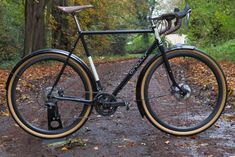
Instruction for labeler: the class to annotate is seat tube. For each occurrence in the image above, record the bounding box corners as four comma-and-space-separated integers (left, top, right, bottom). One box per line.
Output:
73, 14, 102, 90
82, 36, 102, 90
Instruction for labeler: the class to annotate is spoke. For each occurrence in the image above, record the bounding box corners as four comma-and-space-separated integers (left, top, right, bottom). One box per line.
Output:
184, 99, 189, 127
16, 75, 42, 90
145, 54, 221, 130
59, 74, 78, 92
148, 93, 172, 99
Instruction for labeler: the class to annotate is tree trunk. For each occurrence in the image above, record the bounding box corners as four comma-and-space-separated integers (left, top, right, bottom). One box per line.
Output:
51, 0, 69, 50
23, 0, 47, 57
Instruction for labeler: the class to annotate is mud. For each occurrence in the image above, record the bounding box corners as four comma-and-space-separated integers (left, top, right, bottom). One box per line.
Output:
0, 59, 234, 157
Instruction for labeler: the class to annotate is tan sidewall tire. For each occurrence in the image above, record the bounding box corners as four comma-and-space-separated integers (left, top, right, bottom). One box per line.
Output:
7, 53, 93, 139
140, 50, 227, 136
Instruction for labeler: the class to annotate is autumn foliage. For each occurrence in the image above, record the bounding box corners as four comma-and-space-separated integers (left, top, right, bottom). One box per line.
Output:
0, 70, 8, 105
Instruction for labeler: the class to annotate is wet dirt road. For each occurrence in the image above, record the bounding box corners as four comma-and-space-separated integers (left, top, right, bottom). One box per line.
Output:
0, 59, 234, 157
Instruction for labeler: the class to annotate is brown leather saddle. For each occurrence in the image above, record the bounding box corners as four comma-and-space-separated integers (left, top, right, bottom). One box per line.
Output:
57, 5, 94, 14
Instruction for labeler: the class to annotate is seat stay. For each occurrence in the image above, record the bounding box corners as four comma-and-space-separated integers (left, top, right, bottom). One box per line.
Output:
58, 5, 94, 14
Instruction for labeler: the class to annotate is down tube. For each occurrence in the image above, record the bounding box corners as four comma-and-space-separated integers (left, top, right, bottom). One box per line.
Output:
112, 40, 158, 96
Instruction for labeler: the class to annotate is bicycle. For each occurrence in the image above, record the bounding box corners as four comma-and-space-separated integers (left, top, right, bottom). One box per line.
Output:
6, 3, 227, 139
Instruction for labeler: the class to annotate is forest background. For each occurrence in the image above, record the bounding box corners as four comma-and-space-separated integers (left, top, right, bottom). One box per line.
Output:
0, 0, 235, 69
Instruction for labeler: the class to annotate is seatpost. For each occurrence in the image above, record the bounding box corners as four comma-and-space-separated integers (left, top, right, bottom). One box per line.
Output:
73, 14, 82, 33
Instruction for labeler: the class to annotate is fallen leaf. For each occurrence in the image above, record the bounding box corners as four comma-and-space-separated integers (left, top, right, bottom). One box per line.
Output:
61, 147, 69, 151
118, 145, 125, 148
228, 87, 235, 97
1, 111, 9, 117
2, 136, 8, 139
165, 140, 170, 144
123, 138, 133, 142
222, 114, 235, 122
21, 95, 28, 100
225, 105, 232, 109
48, 137, 86, 148
200, 143, 209, 147
85, 127, 91, 132
141, 142, 146, 146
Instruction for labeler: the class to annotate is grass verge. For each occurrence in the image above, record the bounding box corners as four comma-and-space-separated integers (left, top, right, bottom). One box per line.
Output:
203, 39, 235, 62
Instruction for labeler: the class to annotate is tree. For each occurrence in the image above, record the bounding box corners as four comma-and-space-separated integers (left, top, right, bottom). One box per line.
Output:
187, 0, 235, 46
0, 1, 24, 61
23, 0, 48, 56
49, 0, 70, 50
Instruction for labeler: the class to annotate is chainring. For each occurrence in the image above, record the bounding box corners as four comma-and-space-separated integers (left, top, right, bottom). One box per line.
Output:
94, 93, 118, 116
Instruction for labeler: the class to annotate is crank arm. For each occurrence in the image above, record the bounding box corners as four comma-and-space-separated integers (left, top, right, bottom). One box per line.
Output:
103, 101, 126, 107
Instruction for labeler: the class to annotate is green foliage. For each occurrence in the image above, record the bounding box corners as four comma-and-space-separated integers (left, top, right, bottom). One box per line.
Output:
90, 53, 142, 63
203, 39, 235, 62
125, 35, 154, 53
1, 0, 235, 66
49, 0, 159, 56
0, 1, 24, 62
187, 0, 235, 47
0, 56, 20, 69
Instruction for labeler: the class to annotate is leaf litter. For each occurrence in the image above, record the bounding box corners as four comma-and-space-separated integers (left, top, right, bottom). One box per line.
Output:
47, 137, 86, 151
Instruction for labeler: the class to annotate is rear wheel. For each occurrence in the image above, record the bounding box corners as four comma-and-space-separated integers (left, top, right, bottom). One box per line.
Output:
7, 52, 94, 139
140, 49, 227, 135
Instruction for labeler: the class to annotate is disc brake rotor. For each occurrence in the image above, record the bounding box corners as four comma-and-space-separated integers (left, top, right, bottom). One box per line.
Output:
173, 83, 191, 100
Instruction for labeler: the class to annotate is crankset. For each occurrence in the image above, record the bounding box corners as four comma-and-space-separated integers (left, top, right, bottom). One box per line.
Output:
94, 93, 128, 116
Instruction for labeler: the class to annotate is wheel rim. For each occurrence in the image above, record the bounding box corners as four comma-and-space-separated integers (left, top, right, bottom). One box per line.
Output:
143, 51, 226, 133
8, 54, 93, 138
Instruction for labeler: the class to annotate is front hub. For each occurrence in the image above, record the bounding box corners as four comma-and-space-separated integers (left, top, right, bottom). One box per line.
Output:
172, 83, 192, 100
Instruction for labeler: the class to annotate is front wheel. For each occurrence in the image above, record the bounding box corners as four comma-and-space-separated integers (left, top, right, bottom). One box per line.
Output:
139, 49, 227, 136
7, 52, 94, 139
